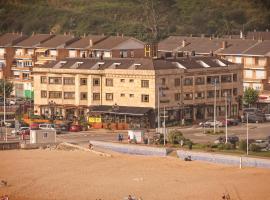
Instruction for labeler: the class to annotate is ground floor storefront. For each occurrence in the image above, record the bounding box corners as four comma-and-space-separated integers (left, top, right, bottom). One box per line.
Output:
34, 103, 240, 129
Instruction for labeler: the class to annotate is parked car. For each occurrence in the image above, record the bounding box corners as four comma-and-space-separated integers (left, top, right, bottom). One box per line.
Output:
214, 136, 239, 144
69, 124, 82, 132
199, 120, 223, 127
264, 114, 270, 121
30, 123, 40, 130
253, 140, 269, 149
15, 127, 30, 135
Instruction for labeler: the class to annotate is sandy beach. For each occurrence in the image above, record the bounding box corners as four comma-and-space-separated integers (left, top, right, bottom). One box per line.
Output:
0, 149, 270, 200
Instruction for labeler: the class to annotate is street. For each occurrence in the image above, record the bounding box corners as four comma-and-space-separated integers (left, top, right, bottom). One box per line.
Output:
1, 122, 270, 146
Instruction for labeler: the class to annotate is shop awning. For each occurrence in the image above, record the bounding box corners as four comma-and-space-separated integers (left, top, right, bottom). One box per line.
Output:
35, 48, 48, 53
89, 105, 153, 116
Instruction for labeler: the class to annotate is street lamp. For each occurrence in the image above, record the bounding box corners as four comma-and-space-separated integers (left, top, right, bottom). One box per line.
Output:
212, 78, 218, 134
246, 112, 249, 155
225, 92, 228, 144
112, 103, 119, 123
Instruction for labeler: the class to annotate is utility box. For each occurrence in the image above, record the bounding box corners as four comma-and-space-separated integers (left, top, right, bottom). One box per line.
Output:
128, 130, 144, 143
30, 129, 56, 144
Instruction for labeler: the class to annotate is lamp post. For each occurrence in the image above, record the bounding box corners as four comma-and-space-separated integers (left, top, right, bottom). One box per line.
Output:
163, 106, 166, 146
3, 79, 7, 142
212, 78, 218, 134
112, 103, 119, 123
247, 112, 249, 155
157, 86, 160, 131
225, 92, 228, 144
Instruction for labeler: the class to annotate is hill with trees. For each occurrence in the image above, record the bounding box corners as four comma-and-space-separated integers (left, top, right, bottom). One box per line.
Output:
0, 0, 269, 41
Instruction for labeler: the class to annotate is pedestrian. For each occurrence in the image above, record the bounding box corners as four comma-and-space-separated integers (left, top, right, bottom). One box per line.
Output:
180, 140, 184, 147
118, 133, 121, 142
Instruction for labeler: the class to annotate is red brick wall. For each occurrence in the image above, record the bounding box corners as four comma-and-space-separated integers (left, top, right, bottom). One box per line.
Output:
4, 47, 16, 79
111, 49, 145, 58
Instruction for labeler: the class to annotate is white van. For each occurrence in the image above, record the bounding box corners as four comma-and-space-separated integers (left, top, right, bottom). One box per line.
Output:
39, 124, 55, 130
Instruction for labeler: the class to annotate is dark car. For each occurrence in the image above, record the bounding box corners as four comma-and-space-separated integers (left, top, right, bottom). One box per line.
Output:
69, 124, 82, 132
215, 136, 239, 144
18, 127, 30, 135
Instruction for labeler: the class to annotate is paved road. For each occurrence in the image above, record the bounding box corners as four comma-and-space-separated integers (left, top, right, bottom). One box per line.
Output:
178, 122, 270, 143
2, 122, 270, 145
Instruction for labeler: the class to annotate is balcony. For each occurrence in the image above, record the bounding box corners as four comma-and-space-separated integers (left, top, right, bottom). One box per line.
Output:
14, 54, 33, 59
37, 55, 56, 62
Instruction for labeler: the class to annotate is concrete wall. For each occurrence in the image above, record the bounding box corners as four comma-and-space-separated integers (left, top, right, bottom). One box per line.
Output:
177, 150, 270, 169
30, 129, 56, 144
90, 140, 169, 156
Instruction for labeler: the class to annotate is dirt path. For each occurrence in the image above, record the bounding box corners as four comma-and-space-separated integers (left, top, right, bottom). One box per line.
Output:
0, 149, 269, 200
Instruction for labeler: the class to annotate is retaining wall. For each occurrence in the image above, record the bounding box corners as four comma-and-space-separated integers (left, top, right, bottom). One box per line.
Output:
90, 141, 169, 156
177, 150, 270, 169
0, 141, 20, 150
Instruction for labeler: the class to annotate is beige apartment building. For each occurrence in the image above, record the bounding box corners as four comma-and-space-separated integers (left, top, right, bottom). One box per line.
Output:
158, 35, 270, 105
32, 57, 242, 128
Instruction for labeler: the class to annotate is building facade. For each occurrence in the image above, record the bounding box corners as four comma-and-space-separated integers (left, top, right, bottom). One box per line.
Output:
32, 57, 243, 128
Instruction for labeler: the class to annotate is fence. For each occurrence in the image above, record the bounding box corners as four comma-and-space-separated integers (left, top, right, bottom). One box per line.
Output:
90, 140, 169, 156
177, 150, 270, 169
0, 141, 20, 150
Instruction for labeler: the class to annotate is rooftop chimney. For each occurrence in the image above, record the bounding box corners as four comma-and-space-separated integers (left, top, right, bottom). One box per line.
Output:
266, 29, 269, 32
222, 41, 228, 49
89, 39, 93, 47
121, 33, 124, 38
201, 34, 205, 38
20, 32, 23, 36
32, 32, 35, 36
182, 40, 186, 47
83, 33, 86, 38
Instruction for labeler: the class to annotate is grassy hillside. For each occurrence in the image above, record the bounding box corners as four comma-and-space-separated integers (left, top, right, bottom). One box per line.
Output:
0, 0, 269, 41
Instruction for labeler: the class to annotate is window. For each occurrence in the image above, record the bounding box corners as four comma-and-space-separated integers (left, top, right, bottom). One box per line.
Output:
64, 92, 75, 99
161, 78, 166, 85
120, 93, 125, 97
130, 51, 134, 58
41, 90, 47, 98
235, 57, 242, 64
174, 78, 181, 86
120, 79, 125, 83
93, 78, 100, 86
80, 78, 87, 85
106, 93, 113, 101
141, 94, 149, 102
41, 76, 47, 83
175, 93, 181, 101
129, 79, 134, 83
221, 89, 231, 97
49, 91, 62, 99
141, 80, 149, 88
184, 93, 193, 100
233, 88, 237, 96
130, 94, 134, 98
184, 78, 193, 86
207, 90, 220, 98
106, 78, 113, 86
49, 77, 62, 84
120, 50, 128, 58
221, 75, 232, 83
195, 92, 204, 99
80, 92, 87, 100
93, 93, 100, 101
63, 77, 75, 85
245, 70, 253, 78
22, 73, 29, 80
255, 70, 266, 79
207, 76, 219, 84
233, 74, 237, 82
195, 77, 204, 85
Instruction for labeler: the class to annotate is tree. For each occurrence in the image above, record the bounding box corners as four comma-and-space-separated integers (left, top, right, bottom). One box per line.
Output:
243, 87, 259, 107
0, 79, 14, 98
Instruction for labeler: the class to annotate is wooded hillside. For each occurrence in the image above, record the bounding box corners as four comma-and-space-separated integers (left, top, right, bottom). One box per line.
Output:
0, 0, 269, 41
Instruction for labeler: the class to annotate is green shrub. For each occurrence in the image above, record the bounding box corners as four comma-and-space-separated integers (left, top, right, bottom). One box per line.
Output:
239, 140, 247, 151
249, 144, 261, 152
224, 143, 235, 150
167, 130, 184, 144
